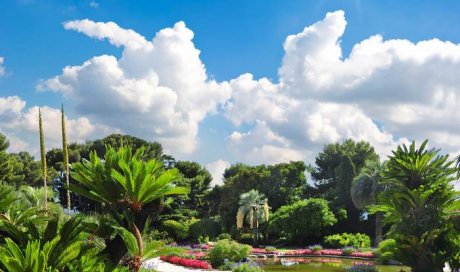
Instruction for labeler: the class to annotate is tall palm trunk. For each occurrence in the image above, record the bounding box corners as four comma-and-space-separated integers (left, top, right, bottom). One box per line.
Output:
38, 109, 48, 212
374, 212, 383, 246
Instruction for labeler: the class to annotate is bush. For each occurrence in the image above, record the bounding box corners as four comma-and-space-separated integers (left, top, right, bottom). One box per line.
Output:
375, 239, 396, 264
309, 244, 323, 252
342, 247, 356, 256
232, 262, 264, 272
268, 198, 337, 243
207, 239, 252, 268
323, 233, 371, 248
345, 264, 377, 272
189, 217, 222, 241
217, 233, 232, 241
265, 246, 276, 252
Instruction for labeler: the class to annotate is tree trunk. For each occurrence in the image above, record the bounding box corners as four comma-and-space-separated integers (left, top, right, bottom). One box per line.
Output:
374, 212, 383, 246
101, 234, 127, 264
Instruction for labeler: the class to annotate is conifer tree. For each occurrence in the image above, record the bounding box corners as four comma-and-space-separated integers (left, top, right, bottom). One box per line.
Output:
39, 109, 48, 212
61, 105, 71, 212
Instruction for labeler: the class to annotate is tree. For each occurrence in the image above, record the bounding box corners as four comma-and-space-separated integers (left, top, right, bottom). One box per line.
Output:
0, 133, 13, 183
351, 159, 386, 245
38, 109, 48, 212
311, 139, 379, 234
370, 140, 460, 272
268, 198, 337, 244
218, 161, 308, 230
61, 105, 71, 212
236, 190, 269, 247
70, 146, 189, 269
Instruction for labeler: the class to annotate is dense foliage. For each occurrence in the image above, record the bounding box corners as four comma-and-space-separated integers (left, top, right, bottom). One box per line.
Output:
207, 239, 252, 268
371, 140, 460, 272
268, 198, 337, 243
323, 233, 371, 248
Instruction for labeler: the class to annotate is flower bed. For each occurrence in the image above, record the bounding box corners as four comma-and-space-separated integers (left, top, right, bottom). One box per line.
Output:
284, 249, 374, 258
160, 255, 212, 270
252, 248, 279, 255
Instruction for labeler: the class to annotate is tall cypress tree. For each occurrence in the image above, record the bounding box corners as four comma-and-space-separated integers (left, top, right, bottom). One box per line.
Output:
39, 109, 48, 212
61, 105, 71, 212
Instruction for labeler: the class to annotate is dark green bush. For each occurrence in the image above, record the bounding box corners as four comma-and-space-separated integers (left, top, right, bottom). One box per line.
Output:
207, 239, 252, 268
323, 233, 371, 248
217, 233, 232, 241
268, 198, 337, 243
188, 217, 222, 241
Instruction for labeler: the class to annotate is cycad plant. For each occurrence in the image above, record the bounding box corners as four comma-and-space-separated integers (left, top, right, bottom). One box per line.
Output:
70, 145, 189, 269
370, 140, 460, 272
237, 189, 269, 247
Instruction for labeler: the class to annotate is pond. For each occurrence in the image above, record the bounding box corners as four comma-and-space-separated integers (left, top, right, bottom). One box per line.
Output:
256, 257, 410, 272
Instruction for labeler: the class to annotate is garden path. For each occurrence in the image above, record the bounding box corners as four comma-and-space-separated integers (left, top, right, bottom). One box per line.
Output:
144, 258, 230, 272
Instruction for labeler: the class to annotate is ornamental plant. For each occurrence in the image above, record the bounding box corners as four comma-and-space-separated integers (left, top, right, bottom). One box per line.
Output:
207, 239, 252, 268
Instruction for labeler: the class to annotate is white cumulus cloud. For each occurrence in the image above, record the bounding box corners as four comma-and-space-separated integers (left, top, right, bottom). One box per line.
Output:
224, 10, 460, 164
206, 159, 231, 186
39, 20, 231, 155
0, 96, 115, 154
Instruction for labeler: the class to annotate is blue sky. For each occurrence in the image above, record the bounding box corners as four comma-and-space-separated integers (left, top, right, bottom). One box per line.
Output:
1, 0, 460, 185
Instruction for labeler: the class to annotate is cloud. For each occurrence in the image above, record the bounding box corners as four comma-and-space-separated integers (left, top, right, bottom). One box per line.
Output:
224, 10, 460, 164
89, 1, 99, 8
0, 57, 5, 77
206, 159, 231, 186
39, 20, 231, 155
0, 96, 115, 154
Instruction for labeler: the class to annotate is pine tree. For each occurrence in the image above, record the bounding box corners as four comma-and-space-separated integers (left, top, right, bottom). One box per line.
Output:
61, 105, 71, 212
39, 109, 48, 212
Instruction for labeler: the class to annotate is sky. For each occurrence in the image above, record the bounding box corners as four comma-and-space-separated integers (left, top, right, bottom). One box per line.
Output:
1, 0, 460, 188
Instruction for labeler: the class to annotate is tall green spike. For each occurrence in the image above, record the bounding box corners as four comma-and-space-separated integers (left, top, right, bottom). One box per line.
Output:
61, 104, 71, 213
39, 108, 48, 212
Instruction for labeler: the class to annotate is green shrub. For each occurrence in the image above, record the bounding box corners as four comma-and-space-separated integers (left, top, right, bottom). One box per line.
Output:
341, 247, 356, 256
208, 239, 252, 268
323, 233, 371, 248
345, 264, 377, 272
375, 239, 396, 264
188, 217, 222, 241
309, 244, 323, 252
265, 246, 276, 252
217, 233, 232, 241
268, 198, 337, 243
232, 263, 264, 272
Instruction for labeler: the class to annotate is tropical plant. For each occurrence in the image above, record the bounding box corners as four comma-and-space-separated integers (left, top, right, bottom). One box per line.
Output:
0, 216, 91, 271
236, 189, 269, 247
370, 140, 460, 272
351, 160, 386, 245
70, 145, 189, 268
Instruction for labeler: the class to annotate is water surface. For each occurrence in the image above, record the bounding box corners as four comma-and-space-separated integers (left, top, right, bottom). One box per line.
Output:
257, 257, 409, 272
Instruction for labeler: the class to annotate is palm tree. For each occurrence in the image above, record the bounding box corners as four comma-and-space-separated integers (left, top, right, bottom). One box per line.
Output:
236, 189, 269, 247
70, 146, 189, 269
351, 159, 386, 246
